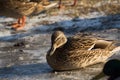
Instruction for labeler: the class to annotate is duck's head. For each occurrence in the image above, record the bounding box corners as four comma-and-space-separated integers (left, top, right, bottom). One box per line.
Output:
47, 31, 67, 56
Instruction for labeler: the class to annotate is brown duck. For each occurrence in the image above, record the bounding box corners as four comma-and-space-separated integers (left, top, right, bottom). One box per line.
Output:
0, 0, 56, 30
46, 31, 119, 71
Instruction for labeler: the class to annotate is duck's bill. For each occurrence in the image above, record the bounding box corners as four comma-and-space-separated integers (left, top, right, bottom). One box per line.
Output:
47, 47, 56, 56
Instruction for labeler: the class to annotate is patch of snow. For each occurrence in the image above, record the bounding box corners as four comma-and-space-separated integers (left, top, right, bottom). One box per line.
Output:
75, 12, 104, 19
0, 17, 15, 22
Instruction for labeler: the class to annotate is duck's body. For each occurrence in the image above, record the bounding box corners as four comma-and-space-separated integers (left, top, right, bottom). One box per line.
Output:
0, 0, 55, 30
46, 31, 118, 71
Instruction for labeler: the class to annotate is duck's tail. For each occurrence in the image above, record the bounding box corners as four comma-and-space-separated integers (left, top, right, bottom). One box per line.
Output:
111, 46, 120, 54
108, 46, 120, 60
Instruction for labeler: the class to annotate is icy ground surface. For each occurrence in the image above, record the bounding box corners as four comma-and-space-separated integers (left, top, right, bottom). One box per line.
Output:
0, 10, 120, 80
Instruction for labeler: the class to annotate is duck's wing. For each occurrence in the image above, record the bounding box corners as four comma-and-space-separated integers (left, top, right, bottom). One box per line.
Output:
92, 40, 116, 50
66, 36, 97, 50
67, 49, 113, 68
75, 34, 116, 50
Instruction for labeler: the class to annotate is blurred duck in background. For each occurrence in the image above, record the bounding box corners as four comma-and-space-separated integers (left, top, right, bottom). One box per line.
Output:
0, 0, 56, 30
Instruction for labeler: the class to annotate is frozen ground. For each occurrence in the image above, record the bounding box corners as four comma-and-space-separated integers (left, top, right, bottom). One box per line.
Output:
0, 1, 120, 80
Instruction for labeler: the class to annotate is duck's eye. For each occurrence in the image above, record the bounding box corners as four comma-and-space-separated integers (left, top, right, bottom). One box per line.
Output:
15, 7, 19, 9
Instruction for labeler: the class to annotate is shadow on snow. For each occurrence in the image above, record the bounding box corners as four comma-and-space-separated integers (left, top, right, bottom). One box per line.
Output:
0, 14, 120, 41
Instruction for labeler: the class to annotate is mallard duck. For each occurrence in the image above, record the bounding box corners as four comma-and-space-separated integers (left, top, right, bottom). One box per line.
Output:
0, 0, 56, 30
58, 0, 77, 9
46, 31, 119, 71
